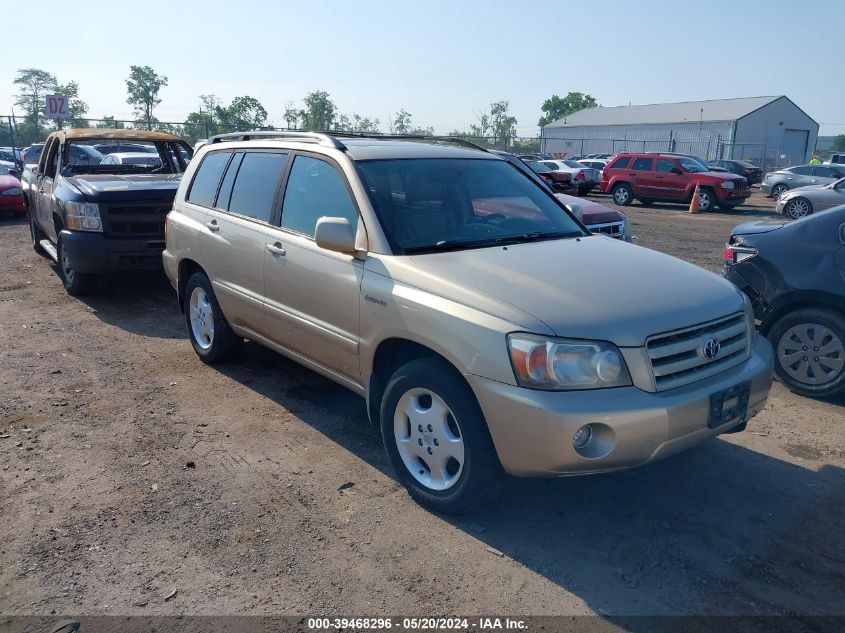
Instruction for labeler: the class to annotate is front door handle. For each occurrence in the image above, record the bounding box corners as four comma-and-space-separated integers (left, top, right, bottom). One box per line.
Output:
206, 219, 219, 232
266, 242, 286, 256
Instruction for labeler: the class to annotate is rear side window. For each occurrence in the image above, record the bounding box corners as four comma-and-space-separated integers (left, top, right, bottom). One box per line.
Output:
227, 152, 288, 223
632, 157, 654, 171
281, 155, 358, 237
187, 151, 231, 207
608, 156, 630, 169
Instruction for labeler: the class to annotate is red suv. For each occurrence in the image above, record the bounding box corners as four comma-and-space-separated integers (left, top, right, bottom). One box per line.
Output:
599, 153, 751, 211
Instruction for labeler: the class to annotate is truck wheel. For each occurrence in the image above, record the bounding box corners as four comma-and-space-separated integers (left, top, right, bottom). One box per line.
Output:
768, 308, 845, 399
697, 187, 716, 212
57, 237, 97, 295
184, 272, 242, 364
30, 214, 47, 255
379, 357, 503, 514
611, 183, 633, 206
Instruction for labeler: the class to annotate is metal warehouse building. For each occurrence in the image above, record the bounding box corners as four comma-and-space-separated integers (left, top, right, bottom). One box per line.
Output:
541, 96, 819, 169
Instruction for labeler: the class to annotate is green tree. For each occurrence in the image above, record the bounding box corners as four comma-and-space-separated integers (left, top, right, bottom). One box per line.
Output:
390, 109, 432, 136
538, 92, 598, 127
352, 114, 380, 133
56, 81, 89, 125
217, 96, 268, 130
283, 101, 300, 129
93, 116, 126, 129
300, 90, 337, 130
830, 135, 845, 153
126, 65, 168, 130
13, 68, 57, 123
488, 101, 517, 147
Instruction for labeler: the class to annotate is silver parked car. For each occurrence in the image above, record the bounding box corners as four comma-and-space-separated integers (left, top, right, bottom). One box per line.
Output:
163, 131, 773, 514
761, 164, 845, 198
775, 178, 845, 219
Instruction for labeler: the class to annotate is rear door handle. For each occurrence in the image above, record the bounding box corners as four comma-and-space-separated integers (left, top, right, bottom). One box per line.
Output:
206, 219, 219, 232
266, 242, 286, 256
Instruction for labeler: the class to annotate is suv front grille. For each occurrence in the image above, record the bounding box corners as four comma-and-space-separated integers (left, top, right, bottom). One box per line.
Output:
646, 313, 750, 391
101, 203, 170, 237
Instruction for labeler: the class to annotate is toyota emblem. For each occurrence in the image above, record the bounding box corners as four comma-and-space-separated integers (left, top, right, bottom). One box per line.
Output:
702, 337, 721, 360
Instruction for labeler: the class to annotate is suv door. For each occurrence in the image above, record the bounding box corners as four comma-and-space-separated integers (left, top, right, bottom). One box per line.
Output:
263, 153, 363, 381
653, 158, 687, 200
35, 138, 61, 242
196, 149, 289, 337
628, 156, 655, 196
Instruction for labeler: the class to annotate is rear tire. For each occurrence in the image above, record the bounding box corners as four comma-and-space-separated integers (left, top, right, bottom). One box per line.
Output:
184, 272, 243, 364
611, 183, 633, 206
379, 357, 503, 514
57, 236, 97, 296
767, 308, 845, 399
30, 213, 47, 255
771, 183, 788, 198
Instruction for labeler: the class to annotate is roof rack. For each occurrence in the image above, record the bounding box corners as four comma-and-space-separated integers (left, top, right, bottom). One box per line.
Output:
206, 131, 491, 154
207, 130, 347, 150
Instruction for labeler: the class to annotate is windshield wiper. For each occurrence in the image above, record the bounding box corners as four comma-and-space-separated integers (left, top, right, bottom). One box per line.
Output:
403, 231, 583, 254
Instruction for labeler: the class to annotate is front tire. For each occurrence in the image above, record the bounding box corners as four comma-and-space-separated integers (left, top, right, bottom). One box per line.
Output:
379, 357, 503, 514
30, 213, 46, 255
697, 187, 717, 212
768, 308, 845, 399
784, 197, 812, 219
611, 183, 633, 206
57, 236, 97, 295
184, 272, 243, 364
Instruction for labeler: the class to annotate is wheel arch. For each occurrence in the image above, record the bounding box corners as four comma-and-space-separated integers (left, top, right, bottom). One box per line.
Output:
366, 337, 469, 429
760, 291, 845, 336
177, 258, 206, 313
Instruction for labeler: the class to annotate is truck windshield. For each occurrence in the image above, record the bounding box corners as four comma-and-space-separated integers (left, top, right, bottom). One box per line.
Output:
63, 139, 192, 175
356, 158, 586, 254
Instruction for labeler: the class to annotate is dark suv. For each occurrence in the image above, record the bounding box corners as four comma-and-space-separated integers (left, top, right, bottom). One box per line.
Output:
600, 152, 751, 212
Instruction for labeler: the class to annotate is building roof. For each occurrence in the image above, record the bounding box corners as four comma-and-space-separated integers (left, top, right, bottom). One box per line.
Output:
546, 96, 785, 128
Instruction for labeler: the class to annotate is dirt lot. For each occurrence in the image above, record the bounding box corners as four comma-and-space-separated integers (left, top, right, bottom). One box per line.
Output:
1, 189, 843, 623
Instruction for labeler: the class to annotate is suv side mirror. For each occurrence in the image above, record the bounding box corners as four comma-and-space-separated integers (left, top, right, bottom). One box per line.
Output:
315, 217, 357, 254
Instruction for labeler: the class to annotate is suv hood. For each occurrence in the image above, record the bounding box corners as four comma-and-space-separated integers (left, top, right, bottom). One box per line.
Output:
66, 173, 182, 202
404, 237, 745, 347
702, 171, 745, 182
555, 193, 625, 224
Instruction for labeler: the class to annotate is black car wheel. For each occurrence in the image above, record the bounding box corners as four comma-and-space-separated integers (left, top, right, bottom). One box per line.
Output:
768, 308, 845, 399
380, 357, 503, 514
785, 197, 812, 219
57, 236, 97, 295
30, 213, 46, 255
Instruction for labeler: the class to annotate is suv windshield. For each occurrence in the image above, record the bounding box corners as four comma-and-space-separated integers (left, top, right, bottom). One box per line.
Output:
677, 157, 708, 173
63, 139, 192, 175
357, 158, 585, 254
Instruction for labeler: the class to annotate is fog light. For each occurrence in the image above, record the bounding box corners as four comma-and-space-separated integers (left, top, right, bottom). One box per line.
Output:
573, 425, 593, 450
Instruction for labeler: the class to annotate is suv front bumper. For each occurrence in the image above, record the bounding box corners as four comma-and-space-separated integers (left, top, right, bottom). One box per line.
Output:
59, 230, 165, 274
468, 335, 773, 477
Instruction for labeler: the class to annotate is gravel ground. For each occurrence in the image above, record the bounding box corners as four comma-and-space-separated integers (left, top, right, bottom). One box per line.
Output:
1, 189, 843, 622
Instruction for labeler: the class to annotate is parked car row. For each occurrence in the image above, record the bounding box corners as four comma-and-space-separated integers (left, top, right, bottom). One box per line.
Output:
762, 164, 845, 198
18, 128, 778, 514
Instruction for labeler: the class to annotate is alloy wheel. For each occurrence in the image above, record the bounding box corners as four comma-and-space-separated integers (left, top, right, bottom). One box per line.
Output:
189, 287, 215, 350
786, 198, 810, 219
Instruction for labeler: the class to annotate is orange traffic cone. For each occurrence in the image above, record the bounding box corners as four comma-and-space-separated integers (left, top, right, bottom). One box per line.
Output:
689, 183, 701, 214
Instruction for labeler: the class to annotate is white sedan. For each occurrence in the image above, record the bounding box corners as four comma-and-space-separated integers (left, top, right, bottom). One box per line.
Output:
538, 159, 601, 195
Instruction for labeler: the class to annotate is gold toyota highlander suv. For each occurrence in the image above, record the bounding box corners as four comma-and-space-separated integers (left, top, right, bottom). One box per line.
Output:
163, 131, 774, 514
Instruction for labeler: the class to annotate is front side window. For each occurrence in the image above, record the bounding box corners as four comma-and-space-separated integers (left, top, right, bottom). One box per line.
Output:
227, 152, 288, 223
281, 155, 358, 237
791, 166, 812, 176
632, 157, 653, 171
187, 151, 232, 207
656, 159, 678, 173
813, 167, 836, 178
356, 158, 585, 254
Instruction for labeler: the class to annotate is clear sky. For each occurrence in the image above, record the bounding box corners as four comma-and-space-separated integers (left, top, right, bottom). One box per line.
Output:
2, 0, 843, 136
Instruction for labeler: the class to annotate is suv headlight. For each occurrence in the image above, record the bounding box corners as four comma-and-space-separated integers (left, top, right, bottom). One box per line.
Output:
65, 202, 102, 232
507, 333, 632, 390
721, 181, 735, 190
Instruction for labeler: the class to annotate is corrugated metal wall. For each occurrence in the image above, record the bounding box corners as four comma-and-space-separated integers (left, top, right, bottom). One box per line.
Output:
541, 121, 735, 159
